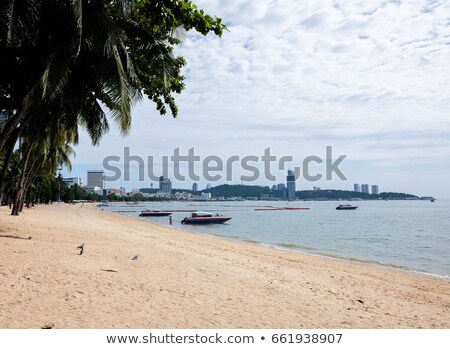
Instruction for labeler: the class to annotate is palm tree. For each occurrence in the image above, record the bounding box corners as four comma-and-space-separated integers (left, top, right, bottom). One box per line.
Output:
0, 0, 143, 150
0, 0, 226, 208
0, 0, 144, 202
12, 98, 80, 213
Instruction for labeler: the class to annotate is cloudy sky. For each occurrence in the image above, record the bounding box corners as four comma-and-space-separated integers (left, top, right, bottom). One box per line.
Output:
66, 0, 450, 197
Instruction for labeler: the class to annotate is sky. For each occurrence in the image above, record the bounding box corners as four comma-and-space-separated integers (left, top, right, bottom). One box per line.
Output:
65, 0, 450, 198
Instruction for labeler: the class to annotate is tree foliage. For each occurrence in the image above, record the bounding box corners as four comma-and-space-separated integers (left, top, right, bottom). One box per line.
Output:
0, 0, 226, 214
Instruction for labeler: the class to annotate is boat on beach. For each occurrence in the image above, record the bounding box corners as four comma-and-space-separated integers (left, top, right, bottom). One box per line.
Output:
336, 204, 358, 210
139, 209, 172, 217
181, 212, 231, 224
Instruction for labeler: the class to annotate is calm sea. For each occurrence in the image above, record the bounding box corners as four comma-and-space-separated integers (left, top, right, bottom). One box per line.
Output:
102, 200, 450, 279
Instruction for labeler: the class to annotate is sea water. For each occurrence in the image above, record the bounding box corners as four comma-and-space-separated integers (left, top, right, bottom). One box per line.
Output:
103, 200, 450, 279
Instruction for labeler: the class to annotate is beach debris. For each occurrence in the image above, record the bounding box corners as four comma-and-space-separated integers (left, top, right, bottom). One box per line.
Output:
41, 323, 54, 329
0, 234, 32, 240
76, 243, 85, 255
132, 254, 140, 260
356, 299, 364, 304
101, 269, 118, 273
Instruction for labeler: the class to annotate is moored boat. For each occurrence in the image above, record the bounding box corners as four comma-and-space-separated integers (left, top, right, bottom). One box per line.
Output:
139, 209, 172, 217
181, 212, 231, 224
336, 204, 358, 210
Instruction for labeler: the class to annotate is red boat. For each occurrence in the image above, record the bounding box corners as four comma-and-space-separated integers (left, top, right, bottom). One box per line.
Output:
139, 209, 172, 217
181, 212, 231, 224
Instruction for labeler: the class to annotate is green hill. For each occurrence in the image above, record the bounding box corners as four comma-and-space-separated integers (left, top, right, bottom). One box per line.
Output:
297, 189, 419, 201
202, 184, 271, 198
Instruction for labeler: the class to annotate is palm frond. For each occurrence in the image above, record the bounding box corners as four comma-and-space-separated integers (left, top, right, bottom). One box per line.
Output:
5, 0, 40, 46
72, 0, 83, 56
40, 47, 70, 100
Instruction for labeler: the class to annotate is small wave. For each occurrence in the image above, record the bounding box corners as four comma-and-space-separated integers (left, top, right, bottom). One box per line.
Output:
243, 239, 259, 244
278, 243, 301, 249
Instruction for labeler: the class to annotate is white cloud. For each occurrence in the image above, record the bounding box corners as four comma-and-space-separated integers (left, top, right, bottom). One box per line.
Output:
69, 0, 450, 196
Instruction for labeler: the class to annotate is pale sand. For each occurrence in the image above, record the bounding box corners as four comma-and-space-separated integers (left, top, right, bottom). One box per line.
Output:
0, 204, 449, 329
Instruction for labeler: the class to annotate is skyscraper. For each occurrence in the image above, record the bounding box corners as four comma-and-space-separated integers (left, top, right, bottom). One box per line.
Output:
371, 185, 379, 195
87, 170, 104, 189
192, 183, 198, 192
286, 170, 296, 200
159, 176, 172, 194
361, 184, 369, 194
354, 183, 361, 192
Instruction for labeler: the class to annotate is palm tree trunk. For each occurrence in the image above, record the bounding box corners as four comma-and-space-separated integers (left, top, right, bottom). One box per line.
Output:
18, 159, 40, 212
0, 128, 21, 204
0, 109, 26, 153
11, 144, 33, 216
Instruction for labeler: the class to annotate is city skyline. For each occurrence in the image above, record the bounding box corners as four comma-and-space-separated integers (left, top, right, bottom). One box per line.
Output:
65, 163, 436, 199
66, 169, 417, 198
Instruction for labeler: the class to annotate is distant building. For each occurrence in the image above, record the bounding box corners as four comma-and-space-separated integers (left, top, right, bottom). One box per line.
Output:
87, 170, 104, 189
159, 176, 172, 194
206, 183, 211, 190
313, 186, 321, 191
63, 177, 83, 187
201, 192, 211, 199
192, 183, 198, 192
105, 187, 126, 197
84, 186, 103, 195
354, 183, 361, 192
276, 183, 286, 191
276, 183, 287, 199
371, 185, 379, 195
174, 191, 192, 200
361, 184, 369, 194
286, 170, 296, 200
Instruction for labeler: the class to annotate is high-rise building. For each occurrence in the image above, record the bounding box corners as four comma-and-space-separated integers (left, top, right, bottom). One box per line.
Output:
354, 183, 361, 192
361, 184, 369, 194
63, 177, 83, 187
286, 170, 296, 200
87, 170, 104, 189
371, 185, 379, 195
159, 176, 172, 194
192, 183, 198, 192
206, 183, 211, 190
276, 183, 286, 191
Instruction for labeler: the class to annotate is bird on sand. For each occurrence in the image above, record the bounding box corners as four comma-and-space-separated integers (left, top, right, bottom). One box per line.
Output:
76, 243, 85, 255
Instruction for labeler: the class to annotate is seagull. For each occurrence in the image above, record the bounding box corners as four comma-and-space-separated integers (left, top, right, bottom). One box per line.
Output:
76, 243, 85, 255
132, 254, 139, 260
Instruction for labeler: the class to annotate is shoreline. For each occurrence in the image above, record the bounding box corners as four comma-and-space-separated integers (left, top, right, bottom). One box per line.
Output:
1, 204, 449, 328
123, 209, 450, 282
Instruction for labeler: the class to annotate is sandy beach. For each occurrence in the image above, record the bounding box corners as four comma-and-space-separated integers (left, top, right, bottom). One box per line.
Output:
0, 204, 449, 329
